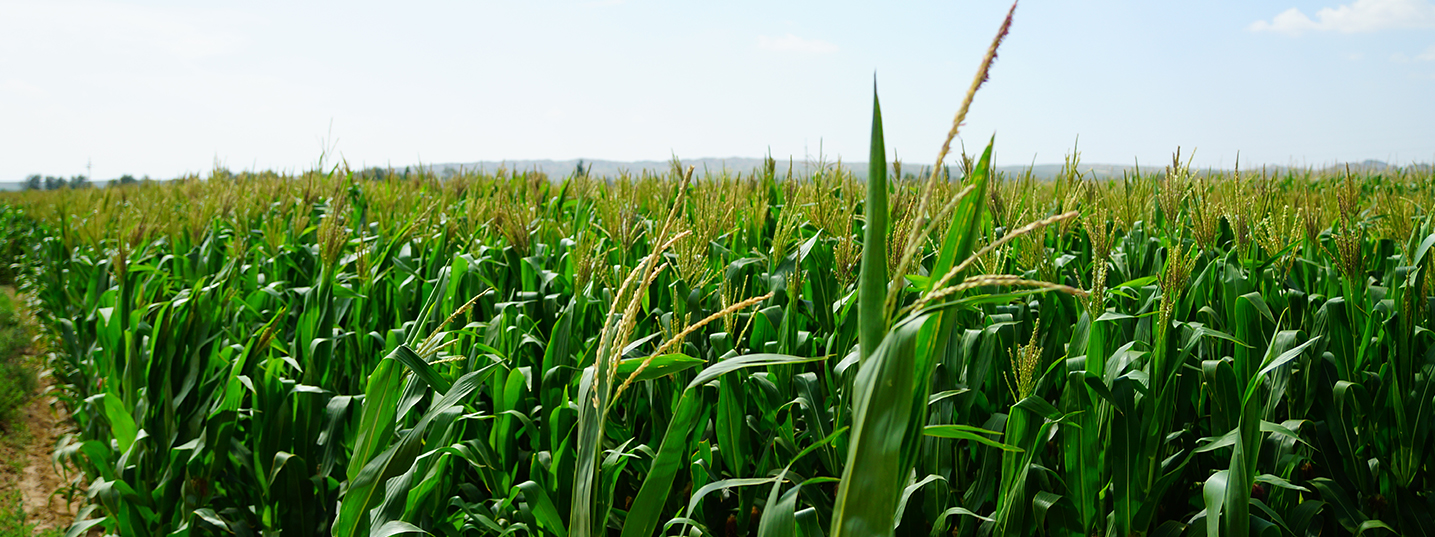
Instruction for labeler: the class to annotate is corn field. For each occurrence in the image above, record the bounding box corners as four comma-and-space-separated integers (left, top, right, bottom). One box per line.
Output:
3, 13, 1435, 537
2, 139, 1432, 537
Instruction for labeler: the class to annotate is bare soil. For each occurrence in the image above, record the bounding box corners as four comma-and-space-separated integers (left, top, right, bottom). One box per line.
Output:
0, 286, 78, 534
1, 381, 78, 533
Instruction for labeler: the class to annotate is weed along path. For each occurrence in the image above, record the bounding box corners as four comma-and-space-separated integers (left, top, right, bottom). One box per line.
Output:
0, 285, 75, 535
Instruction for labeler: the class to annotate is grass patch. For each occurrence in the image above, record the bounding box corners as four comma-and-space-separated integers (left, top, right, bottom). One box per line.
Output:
0, 491, 61, 537
0, 290, 37, 436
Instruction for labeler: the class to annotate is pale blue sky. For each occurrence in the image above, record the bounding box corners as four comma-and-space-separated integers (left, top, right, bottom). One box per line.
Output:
2, 0, 1433, 181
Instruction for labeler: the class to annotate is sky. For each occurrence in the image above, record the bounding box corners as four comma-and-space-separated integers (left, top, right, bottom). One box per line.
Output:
1, 0, 1434, 182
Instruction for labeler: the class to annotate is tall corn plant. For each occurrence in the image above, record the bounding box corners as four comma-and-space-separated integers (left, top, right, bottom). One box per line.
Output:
830, 4, 1084, 534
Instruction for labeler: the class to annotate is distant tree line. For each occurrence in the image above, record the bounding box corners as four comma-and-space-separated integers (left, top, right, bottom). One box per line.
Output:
23, 174, 149, 190
24, 174, 92, 190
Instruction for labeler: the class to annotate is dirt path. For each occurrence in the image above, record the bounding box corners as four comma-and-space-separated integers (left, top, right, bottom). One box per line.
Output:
0, 286, 77, 534
2, 380, 78, 532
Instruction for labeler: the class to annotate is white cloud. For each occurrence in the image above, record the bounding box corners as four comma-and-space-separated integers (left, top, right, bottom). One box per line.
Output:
1391, 44, 1435, 61
756, 34, 838, 54
1249, 0, 1435, 36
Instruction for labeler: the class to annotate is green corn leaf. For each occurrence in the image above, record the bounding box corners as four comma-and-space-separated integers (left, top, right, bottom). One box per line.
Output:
715, 367, 748, 477
371, 521, 431, 537
684, 477, 779, 525
392, 343, 453, 393
620, 387, 708, 537
756, 468, 798, 537
1252, 335, 1320, 388
1307, 478, 1366, 533
623, 352, 824, 537
831, 314, 930, 537
858, 80, 889, 363
923, 425, 1022, 452
1254, 474, 1309, 493
101, 393, 137, 454
1286, 501, 1325, 537
347, 349, 408, 483
334, 368, 488, 537
1032, 491, 1064, 533
517, 481, 567, 537
932, 138, 994, 282
614, 353, 704, 383
796, 507, 824, 537
1202, 469, 1230, 537
1356, 520, 1399, 536
686, 353, 830, 390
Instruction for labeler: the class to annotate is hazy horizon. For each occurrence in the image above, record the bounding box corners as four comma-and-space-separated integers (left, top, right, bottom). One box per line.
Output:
3, 1, 1433, 182
5, 155, 1428, 190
